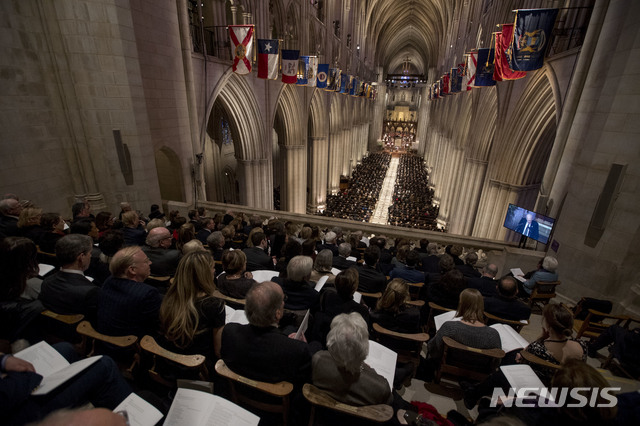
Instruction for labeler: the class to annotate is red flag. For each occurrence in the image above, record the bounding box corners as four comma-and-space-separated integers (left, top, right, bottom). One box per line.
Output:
494, 24, 526, 81
229, 25, 254, 75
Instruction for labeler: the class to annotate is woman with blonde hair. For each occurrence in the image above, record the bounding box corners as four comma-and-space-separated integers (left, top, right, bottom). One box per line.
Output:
176, 222, 196, 253
371, 279, 421, 333
309, 249, 336, 285
216, 249, 255, 299
159, 251, 225, 360
17, 207, 43, 243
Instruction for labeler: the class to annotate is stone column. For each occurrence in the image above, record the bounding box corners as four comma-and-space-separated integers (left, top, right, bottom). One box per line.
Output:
448, 158, 488, 235
237, 158, 272, 210
308, 136, 329, 213
281, 144, 307, 213
328, 131, 341, 194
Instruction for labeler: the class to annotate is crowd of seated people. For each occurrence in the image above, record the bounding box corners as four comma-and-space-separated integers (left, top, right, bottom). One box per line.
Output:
322, 152, 391, 221
388, 154, 440, 231
2, 192, 639, 425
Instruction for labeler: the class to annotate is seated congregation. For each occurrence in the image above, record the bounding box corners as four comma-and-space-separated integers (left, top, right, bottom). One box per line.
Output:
1, 194, 639, 425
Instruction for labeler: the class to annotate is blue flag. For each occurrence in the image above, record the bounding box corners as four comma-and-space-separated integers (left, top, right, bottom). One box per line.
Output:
350, 77, 358, 96
450, 68, 462, 93
297, 56, 309, 85
316, 64, 329, 89
340, 74, 349, 93
475, 48, 496, 87
508, 9, 559, 71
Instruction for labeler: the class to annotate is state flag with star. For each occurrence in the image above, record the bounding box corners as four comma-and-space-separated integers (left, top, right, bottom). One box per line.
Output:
229, 25, 254, 75
257, 39, 279, 79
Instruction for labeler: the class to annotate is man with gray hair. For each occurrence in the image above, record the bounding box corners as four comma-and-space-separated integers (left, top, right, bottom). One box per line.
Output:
320, 231, 339, 256
456, 251, 481, 278
141, 227, 181, 277
332, 242, 357, 271
221, 281, 311, 387
39, 234, 100, 317
0, 198, 23, 237
468, 263, 499, 297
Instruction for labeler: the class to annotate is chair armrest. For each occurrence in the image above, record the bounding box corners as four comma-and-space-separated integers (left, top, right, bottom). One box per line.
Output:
519, 350, 561, 370
442, 336, 505, 358
215, 359, 293, 397
76, 321, 137, 348
140, 335, 204, 368
302, 383, 393, 422
373, 323, 429, 342
213, 289, 246, 306
41, 310, 84, 325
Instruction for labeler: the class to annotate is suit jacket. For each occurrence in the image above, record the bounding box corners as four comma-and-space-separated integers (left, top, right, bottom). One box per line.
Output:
468, 276, 498, 297
97, 276, 163, 337
332, 255, 357, 271
221, 323, 311, 386
419, 254, 441, 273
39, 271, 100, 317
312, 351, 392, 406
516, 218, 540, 240
0, 215, 19, 237
273, 277, 319, 310
122, 226, 146, 246
389, 266, 425, 283
484, 295, 532, 321
142, 246, 181, 277
356, 264, 387, 293
243, 246, 273, 272
456, 263, 481, 278
195, 228, 212, 244
319, 243, 339, 256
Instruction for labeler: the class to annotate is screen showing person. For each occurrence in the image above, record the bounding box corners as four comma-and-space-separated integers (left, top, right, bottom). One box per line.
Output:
503, 204, 555, 245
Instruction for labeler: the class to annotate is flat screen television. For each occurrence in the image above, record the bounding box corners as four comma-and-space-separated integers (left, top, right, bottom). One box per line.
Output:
503, 204, 555, 245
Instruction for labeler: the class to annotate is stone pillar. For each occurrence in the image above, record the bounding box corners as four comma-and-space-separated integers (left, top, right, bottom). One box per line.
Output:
448, 158, 488, 235
341, 129, 350, 177
439, 147, 465, 226
328, 131, 341, 194
281, 144, 307, 214
237, 158, 272, 210
307, 136, 329, 213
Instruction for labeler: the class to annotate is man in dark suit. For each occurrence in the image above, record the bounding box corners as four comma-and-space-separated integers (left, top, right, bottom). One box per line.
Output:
418, 243, 441, 274
221, 281, 311, 387
195, 217, 215, 244
467, 264, 499, 297
0, 198, 22, 237
483, 276, 531, 321
515, 213, 539, 240
319, 231, 339, 256
141, 227, 181, 277
243, 231, 274, 271
39, 234, 100, 317
389, 249, 425, 283
97, 246, 163, 337
332, 243, 357, 271
356, 245, 387, 293
456, 252, 481, 278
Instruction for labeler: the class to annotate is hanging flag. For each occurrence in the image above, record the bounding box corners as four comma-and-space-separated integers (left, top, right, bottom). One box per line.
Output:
297, 56, 310, 85
316, 64, 329, 89
334, 69, 342, 92
339, 74, 349, 94
475, 48, 496, 86
442, 73, 450, 95
494, 25, 527, 81
463, 52, 477, 89
450, 67, 462, 93
349, 77, 358, 96
281, 49, 299, 84
307, 56, 318, 87
229, 25, 254, 75
257, 39, 279, 79
326, 68, 337, 90
508, 8, 559, 71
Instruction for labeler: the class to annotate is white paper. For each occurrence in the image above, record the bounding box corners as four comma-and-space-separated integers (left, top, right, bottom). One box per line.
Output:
331, 267, 341, 276
490, 323, 529, 353
510, 268, 526, 283
85, 275, 94, 282
14, 341, 69, 376
225, 305, 249, 325
114, 393, 164, 426
346, 256, 357, 262
500, 364, 548, 396
251, 270, 278, 283
32, 356, 102, 395
353, 291, 362, 303
314, 275, 329, 292
294, 310, 310, 341
434, 310, 459, 331
38, 263, 55, 277
164, 388, 260, 426
365, 340, 397, 390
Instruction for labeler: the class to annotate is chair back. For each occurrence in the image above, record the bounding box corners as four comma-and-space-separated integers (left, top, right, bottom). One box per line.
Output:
358, 291, 382, 308
140, 335, 207, 387
40, 309, 84, 344
215, 359, 293, 426
407, 282, 424, 300
529, 281, 561, 309
213, 289, 246, 309
426, 302, 455, 333
76, 320, 138, 378
372, 323, 429, 380
435, 336, 505, 383
518, 349, 561, 385
302, 383, 393, 426
573, 309, 628, 340
484, 312, 528, 333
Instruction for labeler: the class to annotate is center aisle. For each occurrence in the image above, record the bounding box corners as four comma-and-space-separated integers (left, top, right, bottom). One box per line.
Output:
369, 156, 399, 224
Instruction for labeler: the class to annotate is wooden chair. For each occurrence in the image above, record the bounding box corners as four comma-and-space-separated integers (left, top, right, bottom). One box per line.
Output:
358, 291, 382, 309
484, 312, 529, 333
372, 323, 429, 380
406, 299, 425, 308
213, 289, 246, 309
573, 309, 628, 340
435, 336, 505, 384
76, 320, 138, 378
40, 309, 84, 343
519, 350, 561, 385
140, 335, 207, 388
529, 281, 561, 309
302, 383, 393, 426
407, 282, 424, 300
426, 302, 454, 332
36, 247, 58, 267
215, 359, 293, 426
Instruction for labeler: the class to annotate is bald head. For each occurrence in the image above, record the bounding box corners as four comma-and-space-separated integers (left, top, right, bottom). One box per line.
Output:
245, 281, 284, 327
483, 263, 498, 278
146, 226, 172, 248
0, 198, 22, 216
498, 276, 518, 298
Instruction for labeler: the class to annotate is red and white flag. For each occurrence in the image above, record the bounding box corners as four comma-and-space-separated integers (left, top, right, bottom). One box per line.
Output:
229, 25, 254, 75
464, 52, 477, 89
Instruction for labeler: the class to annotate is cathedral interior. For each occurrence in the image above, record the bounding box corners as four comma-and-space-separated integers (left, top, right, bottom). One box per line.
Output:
1, 0, 639, 315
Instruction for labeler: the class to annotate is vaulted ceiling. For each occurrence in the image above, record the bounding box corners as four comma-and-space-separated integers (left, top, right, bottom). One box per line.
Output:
364, 0, 461, 75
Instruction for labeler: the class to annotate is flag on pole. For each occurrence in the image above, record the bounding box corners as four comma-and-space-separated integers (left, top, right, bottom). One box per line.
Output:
334, 69, 342, 92
508, 8, 559, 71
339, 74, 349, 94
450, 67, 462, 93
229, 25, 254, 75
442, 73, 450, 95
281, 50, 299, 84
297, 56, 310, 85
475, 48, 496, 86
494, 25, 527, 81
257, 39, 279, 79
316, 64, 329, 89
350, 77, 358, 96
463, 52, 477, 89
306, 57, 318, 87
